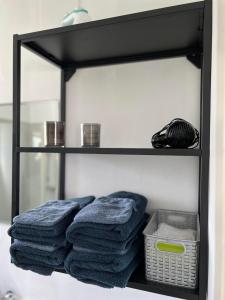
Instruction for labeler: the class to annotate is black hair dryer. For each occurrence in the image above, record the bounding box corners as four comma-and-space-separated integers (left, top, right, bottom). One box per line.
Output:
151, 118, 199, 149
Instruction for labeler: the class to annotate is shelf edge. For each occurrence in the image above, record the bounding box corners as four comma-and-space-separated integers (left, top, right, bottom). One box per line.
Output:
17, 147, 202, 156
18, 2, 205, 42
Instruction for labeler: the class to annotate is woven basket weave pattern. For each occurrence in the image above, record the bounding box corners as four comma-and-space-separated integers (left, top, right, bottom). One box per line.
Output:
144, 210, 199, 289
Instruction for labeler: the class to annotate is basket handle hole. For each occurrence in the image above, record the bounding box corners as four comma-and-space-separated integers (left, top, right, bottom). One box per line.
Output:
156, 242, 185, 254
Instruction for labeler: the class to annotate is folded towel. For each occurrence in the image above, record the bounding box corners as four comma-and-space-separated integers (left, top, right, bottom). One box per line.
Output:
13, 239, 68, 252
66, 237, 142, 273
66, 192, 147, 243
8, 196, 95, 243
12, 196, 94, 235
74, 196, 137, 225
10, 240, 70, 267
8, 225, 66, 247
65, 254, 141, 288
72, 215, 148, 254
154, 223, 196, 241
11, 257, 64, 276
71, 196, 96, 210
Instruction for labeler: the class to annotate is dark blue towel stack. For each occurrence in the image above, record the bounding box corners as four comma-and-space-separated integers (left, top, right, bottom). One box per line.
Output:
8, 196, 94, 275
65, 191, 148, 288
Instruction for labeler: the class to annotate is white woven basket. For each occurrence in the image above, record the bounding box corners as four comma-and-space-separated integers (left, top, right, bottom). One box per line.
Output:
143, 209, 199, 289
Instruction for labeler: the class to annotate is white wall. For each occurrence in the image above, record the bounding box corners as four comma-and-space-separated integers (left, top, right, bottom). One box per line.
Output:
208, 0, 225, 299
0, 1, 218, 300
65, 59, 200, 214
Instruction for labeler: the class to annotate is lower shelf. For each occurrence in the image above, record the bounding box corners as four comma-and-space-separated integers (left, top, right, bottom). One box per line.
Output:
56, 263, 198, 300
128, 263, 199, 300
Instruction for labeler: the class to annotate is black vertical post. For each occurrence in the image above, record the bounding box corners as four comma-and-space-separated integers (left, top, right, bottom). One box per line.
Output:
198, 0, 212, 299
59, 69, 66, 199
12, 35, 21, 222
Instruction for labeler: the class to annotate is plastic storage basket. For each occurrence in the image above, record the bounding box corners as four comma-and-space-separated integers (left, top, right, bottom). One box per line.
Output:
143, 209, 199, 289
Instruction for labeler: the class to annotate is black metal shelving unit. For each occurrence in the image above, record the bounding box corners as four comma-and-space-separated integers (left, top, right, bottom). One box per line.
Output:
12, 1, 212, 300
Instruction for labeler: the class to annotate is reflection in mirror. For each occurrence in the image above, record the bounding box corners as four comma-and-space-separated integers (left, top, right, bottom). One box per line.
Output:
20, 153, 59, 213
0, 100, 60, 223
0, 103, 12, 223
21, 99, 60, 147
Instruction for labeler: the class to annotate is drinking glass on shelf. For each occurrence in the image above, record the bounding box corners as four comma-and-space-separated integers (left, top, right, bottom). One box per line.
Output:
44, 121, 65, 147
81, 123, 101, 148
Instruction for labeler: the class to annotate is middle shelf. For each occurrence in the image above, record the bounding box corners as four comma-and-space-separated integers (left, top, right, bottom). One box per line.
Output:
17, 147, 201, 156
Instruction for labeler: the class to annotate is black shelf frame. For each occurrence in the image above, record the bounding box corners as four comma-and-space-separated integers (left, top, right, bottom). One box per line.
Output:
17, 147, 202, 156
12, 1, 212, 300
57, 264, 199, 300
18, 1, 205, 71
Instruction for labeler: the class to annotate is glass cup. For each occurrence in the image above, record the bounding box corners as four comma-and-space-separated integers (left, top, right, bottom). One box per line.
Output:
44, 121, 65, 147
81, 123, 101, 147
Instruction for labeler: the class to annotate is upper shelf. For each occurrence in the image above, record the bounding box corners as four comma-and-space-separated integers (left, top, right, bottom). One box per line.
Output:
17, 2, 204, 70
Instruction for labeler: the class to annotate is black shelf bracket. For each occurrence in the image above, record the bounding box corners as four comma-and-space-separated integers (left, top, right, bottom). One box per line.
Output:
22, 42, 62, 68
64, 66, 77, 81
187, 52, 203, 69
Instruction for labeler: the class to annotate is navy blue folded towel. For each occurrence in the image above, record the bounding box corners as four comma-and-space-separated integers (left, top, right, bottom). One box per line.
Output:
10, 240, 69, 276
11, 257, 64, 276
8, 196, 95, 243
72, 215, 148, 254
8, 225, 66, 247
13, 240, 67, 252
74, 196, 137, 224
65, 237, 142, 273
8, 196, 94, 275
10, 240, 70, 267
66, 192, 147, 244
65, 253, 141, 288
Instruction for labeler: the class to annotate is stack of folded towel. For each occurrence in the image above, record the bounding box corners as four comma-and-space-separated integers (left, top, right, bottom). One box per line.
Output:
8, 196, 94, 275
65, 191, 148, 288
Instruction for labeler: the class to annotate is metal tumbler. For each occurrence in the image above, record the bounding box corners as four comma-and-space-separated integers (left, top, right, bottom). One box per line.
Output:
44, 121, 65, 147
81, 123, 101, 147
